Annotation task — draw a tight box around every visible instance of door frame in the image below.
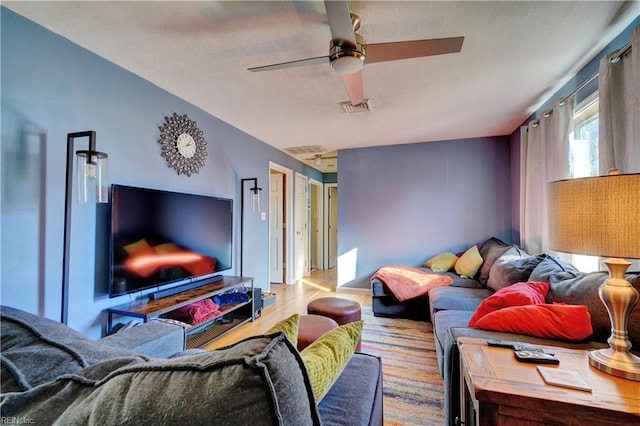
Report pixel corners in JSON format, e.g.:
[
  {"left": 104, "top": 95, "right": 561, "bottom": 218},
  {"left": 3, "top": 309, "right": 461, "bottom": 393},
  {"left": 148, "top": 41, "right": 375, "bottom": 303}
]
[
  {"left": 308, "top": 178, "right": 324, "bottom": 272},
  {"left": 268, "top": 162, "right": 295, "bottom": 284},
  {"left": 324, "top": 183, "right": 338, "bottom": 269}
]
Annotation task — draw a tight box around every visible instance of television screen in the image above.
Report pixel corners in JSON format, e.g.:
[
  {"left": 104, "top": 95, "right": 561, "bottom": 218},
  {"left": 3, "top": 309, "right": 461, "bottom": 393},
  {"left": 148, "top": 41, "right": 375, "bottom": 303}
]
[{"left": 109, "top": 185, "right": 233, "bottom": 298}]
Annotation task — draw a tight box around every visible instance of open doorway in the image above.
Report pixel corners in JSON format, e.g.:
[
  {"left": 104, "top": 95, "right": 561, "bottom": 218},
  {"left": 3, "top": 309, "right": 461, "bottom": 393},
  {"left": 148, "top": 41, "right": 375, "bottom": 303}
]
[{"left": 301, "top": 181, "right": 338, "bottom": 291}]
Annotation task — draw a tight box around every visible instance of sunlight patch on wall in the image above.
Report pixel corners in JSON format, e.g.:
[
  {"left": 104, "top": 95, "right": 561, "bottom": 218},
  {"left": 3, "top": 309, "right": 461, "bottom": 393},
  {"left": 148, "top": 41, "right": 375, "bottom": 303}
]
[{"left": 337, "top": 248, "right": 358, "bottom": 287}]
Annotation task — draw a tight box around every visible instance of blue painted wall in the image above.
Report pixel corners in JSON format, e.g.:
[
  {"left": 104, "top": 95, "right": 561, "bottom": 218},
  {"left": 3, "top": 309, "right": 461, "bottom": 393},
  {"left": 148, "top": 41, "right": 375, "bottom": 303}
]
[
  {"left": 0, "top": 8, "right": 322, "bottom": 338},
  {"left": 337, "top": 137, "right": 512, "bottom": 289}
]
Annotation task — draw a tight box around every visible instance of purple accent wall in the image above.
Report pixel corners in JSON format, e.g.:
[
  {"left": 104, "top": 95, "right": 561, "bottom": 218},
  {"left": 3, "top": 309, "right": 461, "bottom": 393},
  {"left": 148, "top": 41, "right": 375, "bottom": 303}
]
[{"left": 337, "top": 137, "right": 512, "bottom": 289}]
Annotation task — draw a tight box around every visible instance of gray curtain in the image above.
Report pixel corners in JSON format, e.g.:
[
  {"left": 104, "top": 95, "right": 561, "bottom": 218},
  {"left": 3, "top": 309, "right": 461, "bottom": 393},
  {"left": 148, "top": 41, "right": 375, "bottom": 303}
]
[
  {"left": 599, "top": 25, "right": 640, "bottom": 174},
  {"left": 520, "top": 99, "right": 573, "bottom": 254}
]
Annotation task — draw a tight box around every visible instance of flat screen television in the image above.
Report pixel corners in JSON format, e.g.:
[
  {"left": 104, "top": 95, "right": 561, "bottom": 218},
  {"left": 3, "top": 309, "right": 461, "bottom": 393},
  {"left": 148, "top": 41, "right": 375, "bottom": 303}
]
[{"left": 109, "top": 185, "right": 233, "bottom": 298}]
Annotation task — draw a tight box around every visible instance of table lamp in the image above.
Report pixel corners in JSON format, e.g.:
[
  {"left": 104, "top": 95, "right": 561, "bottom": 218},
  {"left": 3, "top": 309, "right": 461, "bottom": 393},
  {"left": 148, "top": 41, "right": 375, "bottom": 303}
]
[{"left": 548, "top": 170, "right": 639, "bottom": 381}]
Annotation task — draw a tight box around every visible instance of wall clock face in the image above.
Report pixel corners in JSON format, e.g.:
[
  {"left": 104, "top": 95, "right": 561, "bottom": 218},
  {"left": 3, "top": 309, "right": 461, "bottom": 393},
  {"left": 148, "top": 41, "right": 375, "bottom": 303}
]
[{"left": 158, "top": 113, "right": 207, "bottom": 176}]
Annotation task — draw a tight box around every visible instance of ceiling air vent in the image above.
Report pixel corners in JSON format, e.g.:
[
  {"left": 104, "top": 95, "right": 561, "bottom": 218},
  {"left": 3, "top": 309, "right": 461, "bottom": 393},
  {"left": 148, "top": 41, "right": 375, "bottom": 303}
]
[
  {"left": 341, "top": 99, "right": 371, "bottom": 113},
  {"left": 284, "top": 145, "right": 327, "bottom": 156}
]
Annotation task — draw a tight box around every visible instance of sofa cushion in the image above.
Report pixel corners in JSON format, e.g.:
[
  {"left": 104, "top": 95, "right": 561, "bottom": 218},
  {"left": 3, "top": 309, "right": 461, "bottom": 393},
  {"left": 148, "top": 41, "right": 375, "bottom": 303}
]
[
  {"left": 468, "top": 281, "right": 550, "bottom": 326},
  {"left": 300, "top": 320, "right": 363, "bottom": 402},
  {"left": 318, "top": 353, "right": 383, "bottom": 426},
  {"left": 432, "top": 310, "right": 474, "bottom": 376},
  {"left": 472, "top": 304, "right": 593, "bottom": 342},
  {"left": 529, "top": 255, "right": 580, "bottom": 283},
  {"left": 455, "top": 245, "right": 483, "bottom": 278},
  {"left": 548, "top": 271, "right": 640, "bottom": 348},
  {"left": 1, "top": 334, "right": 321, "bottom": 426},
  {"left": 486, "top": 246, "right": 539, "bottom": 291},
  {"left": 424, "top": 252, "right": 459, "bottom": 272},
  {"left": 429, "top": 286, "right": 492, "bottom": 319},
  {"left": 0, "top": 305, "right": 146, "bottom": 393},
  {"left": 478, "top": 237, "right": 511, "bottom": 285}
]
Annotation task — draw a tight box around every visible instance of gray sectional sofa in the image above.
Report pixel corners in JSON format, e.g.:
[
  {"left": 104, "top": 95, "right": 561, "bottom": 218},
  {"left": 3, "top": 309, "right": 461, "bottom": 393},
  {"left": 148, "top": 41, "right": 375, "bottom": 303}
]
[
  {"left": 372, "top": 237, "right": 640, "bottom": 426},
  {"left": 1, "top": 305, "right": 383, "bottom": 425}
]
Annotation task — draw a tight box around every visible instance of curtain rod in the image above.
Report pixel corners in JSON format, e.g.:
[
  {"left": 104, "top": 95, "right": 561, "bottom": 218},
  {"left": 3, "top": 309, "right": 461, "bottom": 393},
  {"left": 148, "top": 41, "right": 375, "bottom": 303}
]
[
  {"left": 558, "top": 42, "right": 632, "bottom": 106},
  {"left": 610, "top": 41, "right": 632, "bottom": 63},
  {"left": 558, "top": 72, "right": 599, "bottom": 106},
  {"left": 531, "top": 41, "right": 633, "bottom": 126}
]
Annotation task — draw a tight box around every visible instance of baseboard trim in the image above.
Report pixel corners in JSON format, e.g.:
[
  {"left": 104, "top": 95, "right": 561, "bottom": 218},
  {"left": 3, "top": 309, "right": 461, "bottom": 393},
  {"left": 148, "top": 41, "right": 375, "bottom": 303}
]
[{"left": 336, "top": 286, "right": 372, "bottom": 295}]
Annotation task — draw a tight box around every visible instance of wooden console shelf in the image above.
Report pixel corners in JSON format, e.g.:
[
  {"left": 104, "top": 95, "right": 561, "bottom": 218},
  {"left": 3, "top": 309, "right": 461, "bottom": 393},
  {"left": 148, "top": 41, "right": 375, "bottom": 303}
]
[{"left": 107, "top": 276, "right": 254, "bottom": 349}]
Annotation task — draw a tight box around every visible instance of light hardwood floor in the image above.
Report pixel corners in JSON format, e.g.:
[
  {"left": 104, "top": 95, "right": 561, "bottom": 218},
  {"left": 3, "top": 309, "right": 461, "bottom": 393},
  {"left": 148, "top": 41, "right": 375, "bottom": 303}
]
[{"left": 204, "top": 269, "right": 370, "bottom": 350}]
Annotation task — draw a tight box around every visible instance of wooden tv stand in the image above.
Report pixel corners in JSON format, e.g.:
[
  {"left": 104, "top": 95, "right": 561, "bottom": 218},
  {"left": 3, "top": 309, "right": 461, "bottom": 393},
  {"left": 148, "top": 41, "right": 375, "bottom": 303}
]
[{"left": 107, "top": 276, "right": 254, "bottom": 349}]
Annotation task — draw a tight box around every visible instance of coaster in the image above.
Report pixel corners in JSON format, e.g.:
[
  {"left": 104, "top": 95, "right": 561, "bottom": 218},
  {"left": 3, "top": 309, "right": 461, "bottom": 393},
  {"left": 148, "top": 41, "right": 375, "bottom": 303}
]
[{"left": 537, "top": 366, "right": 592, "bottom": 392}]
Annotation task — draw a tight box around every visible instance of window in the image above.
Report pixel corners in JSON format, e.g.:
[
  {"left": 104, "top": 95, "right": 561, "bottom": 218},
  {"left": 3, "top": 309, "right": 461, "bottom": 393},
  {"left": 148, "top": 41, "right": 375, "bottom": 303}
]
[
  {"left": 570, "top": 92, "right": 599, "bottom": 178},
  {"left": 566, "top": 92, "right": 600, "bottom": 272}
]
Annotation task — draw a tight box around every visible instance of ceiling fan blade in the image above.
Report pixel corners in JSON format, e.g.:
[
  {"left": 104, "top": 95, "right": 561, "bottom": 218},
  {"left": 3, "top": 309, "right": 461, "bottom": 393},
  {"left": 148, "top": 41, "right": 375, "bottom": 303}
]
[
  {"left": 324, "top": 0, "right": 357, "bottom": 47},
  {"left": 248, "top": 55, "right": 329, "bottom": 72},
  {"left": 341, "top": 71, "right": 365, "bottom": 105},
  {"left": 364, "top": 37, "right": 464, "bottom": 64}
]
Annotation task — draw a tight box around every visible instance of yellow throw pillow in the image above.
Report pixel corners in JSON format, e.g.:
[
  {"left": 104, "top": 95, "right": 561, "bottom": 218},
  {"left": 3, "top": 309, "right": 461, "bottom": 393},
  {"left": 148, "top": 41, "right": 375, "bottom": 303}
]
[
  {"left": 266, "top": 313, "right": 300, "bottom": 347},
  {"left": 424, "top": 252, "right": 459, "bottom": 272},
  {"left": 300, "top": 320, "right": 363, "bottom": 402},
  {"left": 455, "top": 245, "right": 483, "bottom": 278},
  {"left": 123, "top": 239, "right": 154, "bottom": 256}
]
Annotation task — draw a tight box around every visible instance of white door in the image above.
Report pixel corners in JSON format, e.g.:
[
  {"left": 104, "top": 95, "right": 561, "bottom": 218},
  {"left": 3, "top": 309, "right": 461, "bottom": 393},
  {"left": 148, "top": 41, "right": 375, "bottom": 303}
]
[
  {"left": 328, "top": 185, "right": 338, "bottom": 268},
  {"left": 294, "top": 173, "right": 309, "bottom": 280},
  {"left": 269, "top": 173, "right": 284, "bottom": 283}
]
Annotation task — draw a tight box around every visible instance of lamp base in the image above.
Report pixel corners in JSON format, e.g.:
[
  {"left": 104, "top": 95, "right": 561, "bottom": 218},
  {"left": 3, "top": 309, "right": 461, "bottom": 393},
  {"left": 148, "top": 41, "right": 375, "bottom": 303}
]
[
  {"left": 589, "top": 348, "right": 640, "bottom": 381},
  {"left": 592, "top": 257, "right": 640, "bottom": 382}
]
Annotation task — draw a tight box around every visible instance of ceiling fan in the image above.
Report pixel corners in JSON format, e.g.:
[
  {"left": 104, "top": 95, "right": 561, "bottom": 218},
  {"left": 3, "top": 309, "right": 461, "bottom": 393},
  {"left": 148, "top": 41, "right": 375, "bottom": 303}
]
[{"left": 248, "top": 0, "right": 464, "bottom": 106}]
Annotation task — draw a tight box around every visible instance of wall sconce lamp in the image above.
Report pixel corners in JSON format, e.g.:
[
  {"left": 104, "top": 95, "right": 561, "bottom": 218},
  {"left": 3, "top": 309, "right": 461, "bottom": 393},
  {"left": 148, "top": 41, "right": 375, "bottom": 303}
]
[
  {"left": 240, "top": 178, "right": 262, "bottom": 277},
  {"left": 548, "top": 170, "right": 640, "bottom": 381},
  {"left": 61, "top": 131, "right": 108, "bottom": 324}
]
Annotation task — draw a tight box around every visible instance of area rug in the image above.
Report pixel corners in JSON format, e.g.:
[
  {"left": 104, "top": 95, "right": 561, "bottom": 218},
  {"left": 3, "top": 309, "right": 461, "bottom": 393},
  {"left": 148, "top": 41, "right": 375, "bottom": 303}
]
[{"left": 361, "top": 310, "right": 445, "bottom": 426}]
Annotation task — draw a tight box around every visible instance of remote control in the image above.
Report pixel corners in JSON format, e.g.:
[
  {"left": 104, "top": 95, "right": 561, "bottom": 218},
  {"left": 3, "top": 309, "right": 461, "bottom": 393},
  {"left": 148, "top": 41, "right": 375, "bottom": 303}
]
[
  {"left": 514, "top": 350, "right": 560, "bottom": 364},
  {"left": 487, "top": 339, "right": 552, "bottom": 354}
]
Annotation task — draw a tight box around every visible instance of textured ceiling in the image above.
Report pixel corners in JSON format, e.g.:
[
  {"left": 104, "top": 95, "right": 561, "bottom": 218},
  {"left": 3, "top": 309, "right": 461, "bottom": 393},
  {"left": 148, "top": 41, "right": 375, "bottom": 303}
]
[{"left": 4, "top": 1, "right": 639, "bottom": 171}]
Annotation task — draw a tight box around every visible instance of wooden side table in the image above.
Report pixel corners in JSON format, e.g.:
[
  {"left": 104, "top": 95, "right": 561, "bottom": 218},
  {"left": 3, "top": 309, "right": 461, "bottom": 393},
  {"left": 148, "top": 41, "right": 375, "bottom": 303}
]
[{"left": 458, "top": 336, "right": 640, "bottom": 425}]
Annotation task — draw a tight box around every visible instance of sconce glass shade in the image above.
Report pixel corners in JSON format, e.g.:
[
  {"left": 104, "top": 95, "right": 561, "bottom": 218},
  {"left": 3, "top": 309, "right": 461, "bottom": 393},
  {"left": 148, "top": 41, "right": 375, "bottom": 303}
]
[{"left": 76, "top": 150, "right": 108, "bottom": 203}]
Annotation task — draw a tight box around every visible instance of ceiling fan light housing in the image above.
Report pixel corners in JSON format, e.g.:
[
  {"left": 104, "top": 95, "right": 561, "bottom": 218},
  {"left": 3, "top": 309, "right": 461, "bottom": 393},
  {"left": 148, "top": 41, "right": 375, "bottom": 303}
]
[
  {"left": 330, "top": 37, "right": 365, "bottom": 74},
  {"left": 331, "top": 53, "right": 365, "bottom": 74}
]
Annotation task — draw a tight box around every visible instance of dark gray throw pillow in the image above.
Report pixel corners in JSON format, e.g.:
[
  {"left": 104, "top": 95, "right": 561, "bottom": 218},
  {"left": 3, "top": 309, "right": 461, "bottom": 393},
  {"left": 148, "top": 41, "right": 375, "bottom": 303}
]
[
  {"left": 1, "top": 333, "right": 321, "bottom": 426},
  {"left": 486, "top": 247, "right": 540, "bottom": 292},
  {"left": 478, "top": 237, "right": 511, "bottom": 285},
  {"left": 548, "top": 272, "right": 640, "bottom": 349},
  {"left": 529, "top": 255, "right": 580, "bottom": 284},
  {"left": 0, "top": 305, "right": 146, "bottom": 393}
]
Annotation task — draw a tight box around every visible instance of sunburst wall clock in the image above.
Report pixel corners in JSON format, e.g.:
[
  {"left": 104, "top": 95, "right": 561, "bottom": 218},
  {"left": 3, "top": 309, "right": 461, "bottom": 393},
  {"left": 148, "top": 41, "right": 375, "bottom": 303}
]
[{"left": 158, "top": 113, "right": 207, "bottom": 176}]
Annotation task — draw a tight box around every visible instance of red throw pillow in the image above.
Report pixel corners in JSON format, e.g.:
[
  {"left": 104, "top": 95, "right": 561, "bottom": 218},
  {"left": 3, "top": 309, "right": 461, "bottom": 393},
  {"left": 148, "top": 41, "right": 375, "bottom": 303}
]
[
  {"left": 472, "top": 304, "right": 593, "bottom": 342},
  {"left": 468, "top": 281, "right": 550, "bottom": 326}
]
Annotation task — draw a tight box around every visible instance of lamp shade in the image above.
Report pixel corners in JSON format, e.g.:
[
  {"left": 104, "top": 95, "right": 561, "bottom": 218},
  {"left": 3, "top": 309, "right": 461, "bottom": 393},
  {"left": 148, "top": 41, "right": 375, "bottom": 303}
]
[{"left": 548, "top": 173, "right": 640, "bottom": 259}]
